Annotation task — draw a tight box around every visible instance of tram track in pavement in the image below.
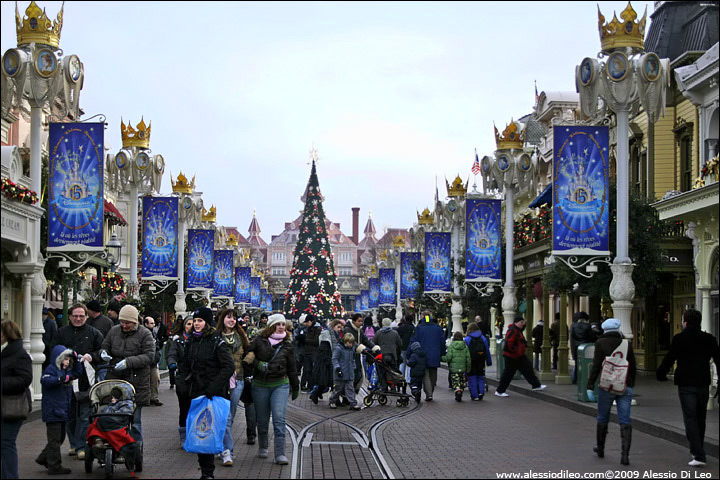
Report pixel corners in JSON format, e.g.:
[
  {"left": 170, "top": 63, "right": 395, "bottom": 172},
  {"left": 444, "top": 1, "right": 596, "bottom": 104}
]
[{"left": 286, "top": 388, "right": 422, "bottom": 479}]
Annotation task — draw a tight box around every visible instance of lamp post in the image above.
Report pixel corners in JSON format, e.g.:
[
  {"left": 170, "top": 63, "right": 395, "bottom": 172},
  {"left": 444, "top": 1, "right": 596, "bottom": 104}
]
[
  {"left": 171, "top": 172, "right": 203, "bottom": 317},
  {"left": 481, "top": 121, "right": 537, "bottom": 330},
  {"left": 2, "top": 2, "right": 85, "bottom": 398},
  {"left": 443, "top": 175, "right": 468, "bottom": 334},
  {"left": 106, "top": 118, "right": 165, "bottom": 299},
  {"left": 576, "top": 3, "right": 667, "bottom": 337},
  {"left": 390, "top": 234, "right": 405, "bottom": 323}
]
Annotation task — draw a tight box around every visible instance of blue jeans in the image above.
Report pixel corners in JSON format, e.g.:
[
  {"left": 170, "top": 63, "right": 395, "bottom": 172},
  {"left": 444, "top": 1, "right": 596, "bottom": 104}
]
[
  {"left": 252, "top": 382, "right": 290, "bottom": 458},
  {"left": 597, "top": 386, "right": 633, "bottom": 425},
  {"left": 222, "top": 380, "right": 245, "bottom": 455},
  {"left": 1, "top": 419, "right": 23, "bottom": 479},
  {"left": 68, "top": 396, "right": 91, "bottom": 452}
]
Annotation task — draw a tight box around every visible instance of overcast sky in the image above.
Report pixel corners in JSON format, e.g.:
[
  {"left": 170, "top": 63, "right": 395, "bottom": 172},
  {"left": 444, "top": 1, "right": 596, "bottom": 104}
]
[{"left": 1, "top": 1, "right": 655, "bottom": 240}]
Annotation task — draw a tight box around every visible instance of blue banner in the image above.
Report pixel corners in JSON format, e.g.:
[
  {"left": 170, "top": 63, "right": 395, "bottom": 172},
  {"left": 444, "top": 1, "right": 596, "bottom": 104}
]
[
  {"left": 265, "top": 293, "right": 272, "bottom": 311},
  {"left": 187, "top": 229, "right": 214, "bottom": 289},
  {"left": 379, "top": 268, "right": 396, "bottom": 305},
  {"left": 553, "top": 126, "right": 610, "bottom": 255},
  {"left": 234, "top": 267, "right": 251, "bottom": 304},
  {"left": 250, "top": 277, "right": 261, "bottom": 308},
  {"left": 48, "top": 123, "right": 104, "bottom": 250},
  {"left": 212, "top": 250, "right": 234, "bottom": 297},
  {"left": 142, "top": 197, "right": 178, "bottom": 280},
  {"left": 360, "top": 290, "right": 369, "bottom": 311},
  {"left": 400, "top": 252, "right": 421, "bottom": 300},
  {"left": 368, "top": 278, "right": 379, "bottom": 309},
  {"left": 466, "top": 198, "right": 502, "bottom": 282},
  {"left": 424, "top": 232, "right": 451, "bottom": 293}
]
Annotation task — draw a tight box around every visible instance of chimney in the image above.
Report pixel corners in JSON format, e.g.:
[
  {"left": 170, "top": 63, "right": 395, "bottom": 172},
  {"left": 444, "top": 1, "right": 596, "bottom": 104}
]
[{"left": 351, "top": 207, "right": 360, "bottom": 245}]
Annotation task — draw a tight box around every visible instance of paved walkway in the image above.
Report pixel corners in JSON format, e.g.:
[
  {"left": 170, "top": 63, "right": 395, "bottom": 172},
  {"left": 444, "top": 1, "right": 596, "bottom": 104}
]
[{"left": 15, "top": 364, "right": 719, "bottom": 478}]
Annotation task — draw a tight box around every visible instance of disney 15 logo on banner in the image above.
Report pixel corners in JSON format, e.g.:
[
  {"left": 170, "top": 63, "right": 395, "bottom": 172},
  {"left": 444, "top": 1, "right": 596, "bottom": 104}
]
[
  {"left": 368, "top": 277, "right": 380, "bottom": 308},
  {"left": 250, "top": 277, "right": 261, "bottom": 307},
  {"left": 187, "top": 229, "right": 214, "bottom": 289},
  {"left": 48, "top": 123, "right": 104, "bottom": 250},
  {"left": 379, "top": 268, "right": 396, "bottom": 305},
  {"left": 213, "top": 250, "right": 234, "bottom": 297},
  {"left": 235, "top": 267, "right": 251, "bottom": 304},
  {"left": 424, "top": 232, "right": 451, "bottom": 293},
  {"left": 142, "top": 197, "right": 178, "bottom": 280},
  {"left": 552, "top": 126, "right": 610, "bottom": 256},
  {"left": 465, "top": 199, "right": 501, "bottom": 282},
  {"left": 400, "top": 252, "right": 420, "bottom": 300}
]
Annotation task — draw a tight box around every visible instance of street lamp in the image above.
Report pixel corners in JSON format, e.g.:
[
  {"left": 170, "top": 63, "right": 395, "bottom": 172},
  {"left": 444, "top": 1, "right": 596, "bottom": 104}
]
[
  {"left": 106, "top": 232, "right": 122, "bottom": 272},
  {"left": 106, "top": 118, "right": 165, "bottom": 299},
  {"left": 171, "top": 172, "right": 203, "bottom": 317},
  {"left": 575, "top": 3, "right": 667, "bottom": 338},
  {"left": 2, "top": 1, "right": 85, "bottom": 398},
  {"left": 444, "top": 175, "right": 468, "bottom": 334},
  {"left": 481, "top": 121, "right": 537, "bottom": 330}
]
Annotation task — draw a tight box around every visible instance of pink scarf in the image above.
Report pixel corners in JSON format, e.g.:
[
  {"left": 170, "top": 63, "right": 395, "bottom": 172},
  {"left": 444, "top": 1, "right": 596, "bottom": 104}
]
[{"left": 268, "top": 332, "right": 286, "bottom": 346}]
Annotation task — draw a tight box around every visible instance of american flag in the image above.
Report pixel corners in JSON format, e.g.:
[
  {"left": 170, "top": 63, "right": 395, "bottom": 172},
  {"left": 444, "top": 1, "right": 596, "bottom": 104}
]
[{"left": 471, "top": 151, "right": 481, "bottom": 175}]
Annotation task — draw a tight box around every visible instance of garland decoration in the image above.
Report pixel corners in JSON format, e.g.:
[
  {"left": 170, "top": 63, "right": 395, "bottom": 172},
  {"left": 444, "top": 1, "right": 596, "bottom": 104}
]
[{"left": 1, "top": 177, "right": 39, "bottom": 205}]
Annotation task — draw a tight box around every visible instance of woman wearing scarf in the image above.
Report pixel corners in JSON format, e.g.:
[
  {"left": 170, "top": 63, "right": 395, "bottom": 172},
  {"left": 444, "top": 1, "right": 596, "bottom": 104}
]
[
  {"left": 217, "top": 309, "right": 249, "bottom": 467},
  {"left": 243, "top": 314, "right": 299, "bottom": 465}
]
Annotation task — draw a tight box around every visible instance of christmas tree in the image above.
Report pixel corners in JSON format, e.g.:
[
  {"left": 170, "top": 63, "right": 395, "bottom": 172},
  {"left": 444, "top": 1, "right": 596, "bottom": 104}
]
[{"left": 283, "top": 157, "right": 344, "bottom": 319}]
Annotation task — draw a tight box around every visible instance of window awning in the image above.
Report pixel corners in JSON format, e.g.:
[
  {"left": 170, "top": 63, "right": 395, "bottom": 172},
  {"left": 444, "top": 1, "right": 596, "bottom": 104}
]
[
  {"left": 528, "top": 184, "right": 552, "bottom": 208},
  {"left": 104, "top": 199, "right": 127, "bottom": 227}
]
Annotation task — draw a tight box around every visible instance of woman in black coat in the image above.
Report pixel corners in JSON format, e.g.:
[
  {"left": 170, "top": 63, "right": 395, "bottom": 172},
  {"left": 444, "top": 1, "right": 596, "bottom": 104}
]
[
  {"left": 309, "top": 319, "right": 344, "bottom": 404},
  {"left": 176, "top": 310, "right": 234, "bottom": 480},
  {"left": 166, "top": 316, "right": 193, "bottom": 447},
  {"left": 1, "top": 320, "right": 33, "bottom": 479}
]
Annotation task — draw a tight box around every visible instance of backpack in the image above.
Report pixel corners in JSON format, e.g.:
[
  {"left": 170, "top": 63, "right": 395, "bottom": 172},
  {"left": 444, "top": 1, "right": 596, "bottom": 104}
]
[
  {"left": 598, "top": 340, "right": 629, "bottom": 394},
  {"left": 364, "top": 326, "right": 375, "bottom": 340},
  {"left": 468, "top": 335, "right": 486, "bottom": 364}
]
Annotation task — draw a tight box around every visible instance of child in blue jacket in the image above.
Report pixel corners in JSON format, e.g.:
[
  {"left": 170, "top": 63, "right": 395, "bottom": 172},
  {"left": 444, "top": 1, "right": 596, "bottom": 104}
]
[
  {"left": 36, "top": 345, "right": 82, "bottom": 474},
  {"left": 329, "top": 333, "right": 360, "bottom": 410},
  {"left": 405, "top": 341, "right": 427, "bottom": 403}
]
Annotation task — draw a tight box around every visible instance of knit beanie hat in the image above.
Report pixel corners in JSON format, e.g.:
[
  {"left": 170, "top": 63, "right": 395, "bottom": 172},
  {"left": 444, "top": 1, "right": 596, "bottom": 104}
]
[
  {"left": 382, "top": 318, "right": 392, "bottom": 327},
  {"left": 193, "top": 307, "right": 214, "bottom": 326},
  {"left": 118, "top": 305, "right": 139, "bottom": 324},
  {"left": 267, "top": 313, "right": 286, "bottom": 329},
  {"left": 108, "top": 301, "right": 121, "bottom": 315},
  {"left": 86, "top": 299, "right": 102, "bottom": 313},
  {"left": 601, "top": 318, "right": 621, "bottom": 333}
]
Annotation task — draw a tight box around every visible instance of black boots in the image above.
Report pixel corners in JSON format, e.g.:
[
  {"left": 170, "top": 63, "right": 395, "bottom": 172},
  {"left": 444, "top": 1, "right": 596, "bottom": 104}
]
[
  {"left": 620, "top": 424, "right": 632, "bottom": 465},
  {"left": 594, "top": 423, "right": 608, "bottom": 458}
]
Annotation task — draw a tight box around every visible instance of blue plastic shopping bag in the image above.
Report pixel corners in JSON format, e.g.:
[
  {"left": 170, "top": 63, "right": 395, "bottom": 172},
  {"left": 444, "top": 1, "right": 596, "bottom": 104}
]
[{"left": 183, "top": 395, "right": 231, "bottom": 454}]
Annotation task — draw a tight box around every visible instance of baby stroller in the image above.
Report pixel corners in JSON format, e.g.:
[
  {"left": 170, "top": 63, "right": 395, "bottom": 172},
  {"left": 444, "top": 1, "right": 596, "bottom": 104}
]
[
  {"left": 85, "top": 379, "right": 143, "bottom": 478},
  {"left": 361, "top": 350, "right": 415, "bottom": 407}
]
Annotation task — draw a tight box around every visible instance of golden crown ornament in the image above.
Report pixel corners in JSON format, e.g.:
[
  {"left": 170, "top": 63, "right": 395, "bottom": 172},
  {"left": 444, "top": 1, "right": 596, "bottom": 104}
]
[
  {"left": 121, "top": 118, "right": 151, "bottom": 149},
  {"left": 16, "top": 1, "right": 63, "bottom": 49},
  {"left": 598, "top": 2, "right": 647, "bottom": 54},
  {"left": 494, "top": 121, "right": 525, "bottom": 150},
  {"left": 171, "top": 171, "right": 195, "bottom": 194}
]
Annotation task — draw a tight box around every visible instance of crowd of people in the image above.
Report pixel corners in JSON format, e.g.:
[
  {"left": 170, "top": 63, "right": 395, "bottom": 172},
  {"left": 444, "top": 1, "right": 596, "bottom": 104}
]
[{"left": 1, "top": 304, "right": 718, "bottom": 479}]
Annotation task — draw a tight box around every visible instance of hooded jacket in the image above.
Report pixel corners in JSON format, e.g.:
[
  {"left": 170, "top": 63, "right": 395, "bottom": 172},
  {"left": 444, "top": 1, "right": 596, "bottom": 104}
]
[
  {"left": 332, "top": 342, "right": 356, "bottom": 383},
  {"left": 405, "top": 342, "right": 427, "bottom": 380},
  {"left": 41, "top": 345, "right": 82, "bottom": 423},
  {"left": 443, "top": 340, "right": 471, "bottom": 374},
  {"left": 51, "top": 323, "right": 104, "bottom": 395},
  {"left": 178, "top": 331, "right": 234, "bottom": 400},
  {"left": 409, "top": 321, "right": 446, "bottom": 368}
]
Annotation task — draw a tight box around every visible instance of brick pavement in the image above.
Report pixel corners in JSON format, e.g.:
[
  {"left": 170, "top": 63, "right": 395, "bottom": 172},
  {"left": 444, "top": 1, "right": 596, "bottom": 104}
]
[{"left": 15, "top": 367, "right": 720, "bottom": 478}]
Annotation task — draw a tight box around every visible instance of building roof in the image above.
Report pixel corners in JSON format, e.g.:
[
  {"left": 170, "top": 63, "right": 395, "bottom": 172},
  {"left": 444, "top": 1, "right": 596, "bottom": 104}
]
[{"left": 645, "top": 2, "right": 719, "bottom": 62}]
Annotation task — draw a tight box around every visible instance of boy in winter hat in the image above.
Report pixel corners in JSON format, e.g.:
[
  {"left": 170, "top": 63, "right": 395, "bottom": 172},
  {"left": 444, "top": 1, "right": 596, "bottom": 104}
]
[
  {"left": 329, "top": 333, "right": 361, "bottom": 410},
  {"left": 405, "top": 341, "right": 427, "bottom": 403},
  {"left": 442, "top": 331, "right": 471, "bottom": 402},
  {"left": 36, "top": 345, "right": 82, "bottom": 475}
]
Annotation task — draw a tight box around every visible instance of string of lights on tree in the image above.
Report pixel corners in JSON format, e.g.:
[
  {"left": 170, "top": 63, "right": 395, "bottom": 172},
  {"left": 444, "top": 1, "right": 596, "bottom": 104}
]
[
  {"left": 283, "top": 160, "right": 344, "bottom": 319},
  {"left": 513, "top": 204, "right": 551, "bottom": 249}
]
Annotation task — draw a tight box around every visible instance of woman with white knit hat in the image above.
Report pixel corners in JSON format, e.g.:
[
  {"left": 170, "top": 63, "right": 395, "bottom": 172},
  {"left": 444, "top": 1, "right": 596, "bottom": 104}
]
[{"left": 243, "top": 313, "right": 299, "bottom": 465}]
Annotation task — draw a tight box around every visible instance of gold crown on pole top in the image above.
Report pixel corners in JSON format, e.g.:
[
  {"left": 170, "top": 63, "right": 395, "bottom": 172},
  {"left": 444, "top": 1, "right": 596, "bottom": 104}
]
[
  {"left": 202, "top": 205, "right": 216, "bottom": 223},
  {"left": 226, "top": 233, "right": 238, "bottom": 247},
  {"left": 446, "top": 175, "right": 468, "bottom": 197},
  {"left": 598, "top": 2, "right": 647, "bottom": 53},
  {"left": 16, "top": 1, "right": 63, "bottom": 49},
  {"left": 120, "top": 118, "right": 151, "bottom": 149},
  {"left": 393, "top": 234, "right": 405, "bottom": 248},
  {"left": 417, "top": 207, "right": 434, "bottom": 225},
  {"left": 171, "top": 172, "right": 195, "bottom": 194},
  {"left": 494, "top": 121, "right": 525, "bottom": 150}
]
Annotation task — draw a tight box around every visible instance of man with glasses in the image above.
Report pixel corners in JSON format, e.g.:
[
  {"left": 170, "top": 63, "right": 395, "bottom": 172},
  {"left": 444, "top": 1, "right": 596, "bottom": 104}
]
[{"left": 51, "top": 303, "right": 104, "bottom": 460}]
